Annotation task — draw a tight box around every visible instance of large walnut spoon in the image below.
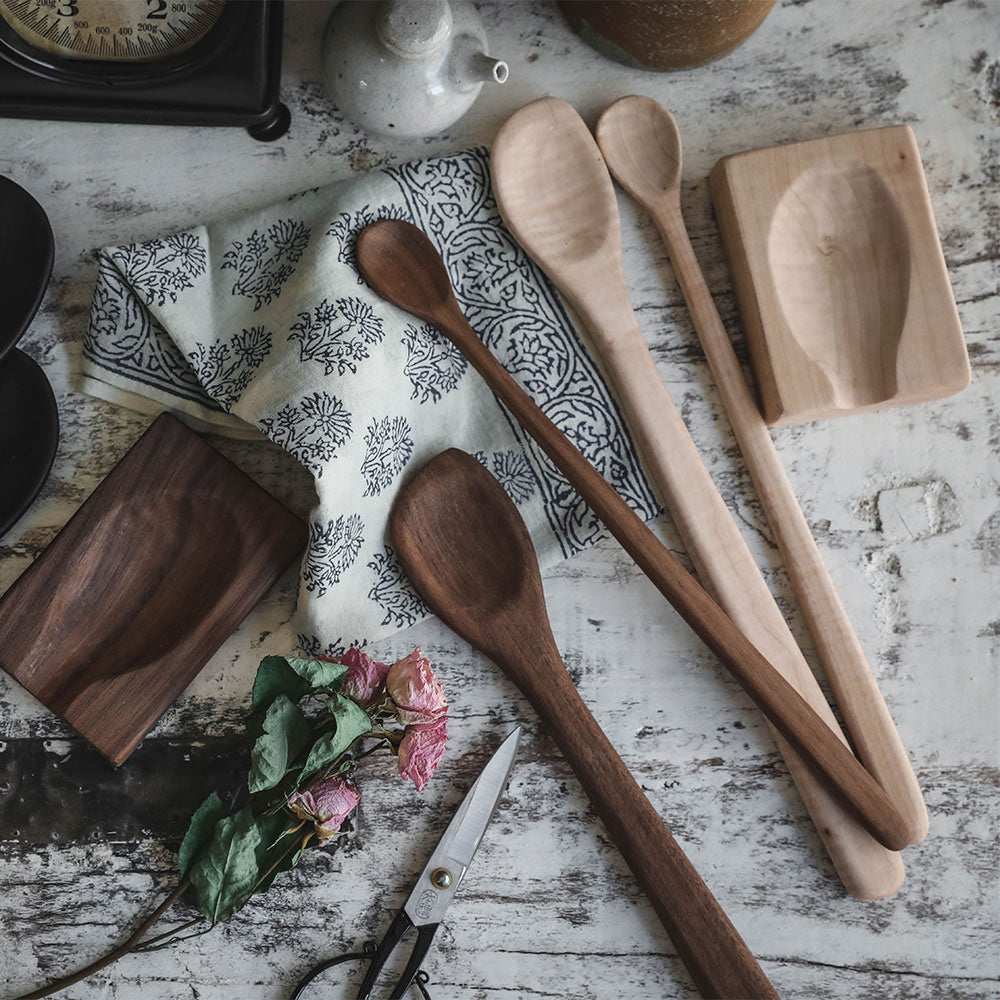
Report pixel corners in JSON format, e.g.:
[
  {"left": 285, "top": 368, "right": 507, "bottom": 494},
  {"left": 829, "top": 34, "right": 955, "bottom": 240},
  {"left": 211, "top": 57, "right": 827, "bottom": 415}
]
[
  {"left": 390, "top": 447, "right": 778, "bottom": 1000},
  {"left": 356, "top": 217, "right": 909, "bottom": 856},
  {"left": 596, "top": 95, "right": 927, "bottom": 844}
]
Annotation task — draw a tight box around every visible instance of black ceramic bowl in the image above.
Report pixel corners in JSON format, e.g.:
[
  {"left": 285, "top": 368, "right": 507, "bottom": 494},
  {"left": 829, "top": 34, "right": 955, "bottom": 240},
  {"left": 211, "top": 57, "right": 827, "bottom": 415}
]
[{"left": 0, "top": 175, "right": 59, "bottom": 537}]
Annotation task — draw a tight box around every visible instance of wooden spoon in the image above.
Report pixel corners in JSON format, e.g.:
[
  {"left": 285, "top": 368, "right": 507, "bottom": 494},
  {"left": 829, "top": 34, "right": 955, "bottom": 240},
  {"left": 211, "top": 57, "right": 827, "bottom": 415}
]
[
  {"left": 489, "top": 97, "right": 907, "bottom": 897},
  {"left": 390, "top": 447, "right": 779, "bottom": 1000},
  {"left": 355, "top": 217, "right": 910, "bottom": 856},
  {"left": 595, "top": 95, "right": 928, "bottom": 846}
]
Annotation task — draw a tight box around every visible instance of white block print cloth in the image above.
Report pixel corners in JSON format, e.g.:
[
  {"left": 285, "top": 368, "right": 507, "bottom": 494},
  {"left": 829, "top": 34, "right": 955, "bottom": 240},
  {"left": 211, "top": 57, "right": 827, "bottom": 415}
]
[{"left": 80, "top": 148, "right": 659, "bottom": 655}]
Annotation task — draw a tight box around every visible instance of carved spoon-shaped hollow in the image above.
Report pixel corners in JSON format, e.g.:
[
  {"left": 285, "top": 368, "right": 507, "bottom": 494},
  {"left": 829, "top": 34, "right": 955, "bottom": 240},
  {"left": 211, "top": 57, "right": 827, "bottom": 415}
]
[
  {"left": 595, "top": 94, "right": 927, "bottom": 847},
  {"left": 390, "top": 447, "right": 779, "bottom": 1000},
  {"left": 356, "top": 217, "right": 910, "bottom": 857}
]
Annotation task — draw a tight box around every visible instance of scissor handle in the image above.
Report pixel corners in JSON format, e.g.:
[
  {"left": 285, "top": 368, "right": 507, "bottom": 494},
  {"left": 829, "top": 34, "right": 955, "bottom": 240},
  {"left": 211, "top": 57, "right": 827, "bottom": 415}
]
[
  {"left": 354, "top": 910, "right": 407, "bottom": 999},
  {"left": 289, "top": 911, "right": 437, "bottom": 1000},
  {"left": 289, "top": 942, "right": 374, "bottom": 1000},
  {"left": 388, "top": 924, "right": 438, "bottom": 1000}
]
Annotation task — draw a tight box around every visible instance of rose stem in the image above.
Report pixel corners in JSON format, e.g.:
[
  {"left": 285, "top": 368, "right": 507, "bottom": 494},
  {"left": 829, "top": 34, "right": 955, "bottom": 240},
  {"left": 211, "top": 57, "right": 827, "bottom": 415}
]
[{"left": 16, "top": 876, "right": 191, "bottom": 1000}]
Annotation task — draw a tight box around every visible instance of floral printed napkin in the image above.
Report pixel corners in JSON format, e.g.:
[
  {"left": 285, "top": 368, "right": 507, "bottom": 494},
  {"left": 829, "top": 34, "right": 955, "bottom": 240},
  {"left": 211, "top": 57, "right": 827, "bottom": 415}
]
[{"left": 80, "top": 148, "right": 659, "bottom": 654}]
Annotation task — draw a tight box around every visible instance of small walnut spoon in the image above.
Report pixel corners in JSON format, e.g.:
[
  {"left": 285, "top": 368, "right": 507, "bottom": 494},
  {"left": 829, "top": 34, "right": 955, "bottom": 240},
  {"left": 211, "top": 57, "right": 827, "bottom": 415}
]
[
  {"left": 595, "top": 94, "right": 928, "bottom": 847},
  {"left": 390, "top": 447, "right": 778, "bottom": 999}
]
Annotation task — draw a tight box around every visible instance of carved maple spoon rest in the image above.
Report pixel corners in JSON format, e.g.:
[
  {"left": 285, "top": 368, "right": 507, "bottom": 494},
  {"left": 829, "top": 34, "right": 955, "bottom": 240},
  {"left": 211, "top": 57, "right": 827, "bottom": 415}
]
[{"left": 709, "top": 125, "right": 969, "bottom": 425}]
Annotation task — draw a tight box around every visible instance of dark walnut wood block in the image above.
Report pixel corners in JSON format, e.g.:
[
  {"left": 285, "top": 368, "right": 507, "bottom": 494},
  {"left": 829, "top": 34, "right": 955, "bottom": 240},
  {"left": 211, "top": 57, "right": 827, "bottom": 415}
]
[{"left": 0, "top": 413, "right": 307, "bottom": 766}]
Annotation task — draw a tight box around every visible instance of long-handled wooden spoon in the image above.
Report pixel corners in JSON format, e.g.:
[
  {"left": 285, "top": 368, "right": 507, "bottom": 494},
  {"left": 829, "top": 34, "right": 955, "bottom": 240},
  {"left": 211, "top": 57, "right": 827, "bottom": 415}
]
[
  {"left": 356, "top": 217, "right": 910, "bottom": 855},
  {"left": 390, "top": 447, "right": 779, "bottom": 1000},
  {"left": 595, "top": 95, "right": 928, "bottom": 846},
  {"left": 488, "top": 97, "right": 907, "bottom": 897}
]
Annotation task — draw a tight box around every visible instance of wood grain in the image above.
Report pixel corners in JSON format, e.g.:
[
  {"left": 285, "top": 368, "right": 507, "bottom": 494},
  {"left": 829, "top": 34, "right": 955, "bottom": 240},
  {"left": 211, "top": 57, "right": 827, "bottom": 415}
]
[
  {"left": 489, "top": 96, "right": 907, "bottom": 898},
  {"left": 355, "top": 217, "right": 911, "bottom": 855},
  {"left": 708, "top": 126, "right": 970, "bottom": 426},
  {"left": 595, "top": 94, "right": 928, "bottom": 869},
  {"left": 391, "top": 447, "right": 779, "bottom": 1000},
  {"left": 0, "top": 413, "right": 307, "bottom": 766}
]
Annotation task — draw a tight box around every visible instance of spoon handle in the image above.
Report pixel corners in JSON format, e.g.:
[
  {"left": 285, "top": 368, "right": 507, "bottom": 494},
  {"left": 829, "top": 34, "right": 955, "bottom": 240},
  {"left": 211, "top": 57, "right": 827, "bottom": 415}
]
[
  {"left": 433, "top": 302, "right": 910, "bottom": 853},
  {"left": 652, "top": 201, "right": 928, "bottom": 846},
  {"left": 568, "top": 308, "right": 906, "bottom": 896},
  {"left": 512, "top": 638, "right": 778, "bottom": 1000}
]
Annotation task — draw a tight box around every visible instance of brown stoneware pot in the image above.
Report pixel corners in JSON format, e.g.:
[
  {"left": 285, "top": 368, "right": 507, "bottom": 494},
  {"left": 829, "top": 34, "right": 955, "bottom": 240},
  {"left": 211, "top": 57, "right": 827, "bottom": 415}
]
[{"left": 559, "top": 0, "right": 777, "bottom": 71}]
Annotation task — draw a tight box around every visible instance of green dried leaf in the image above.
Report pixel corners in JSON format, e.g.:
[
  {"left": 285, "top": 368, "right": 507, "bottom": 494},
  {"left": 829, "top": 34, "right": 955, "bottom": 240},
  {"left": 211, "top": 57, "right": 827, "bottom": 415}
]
[
  {"left": 188, "top": 806, "right": 261, "bottom": 924},
  {"left": 300, "top": 693, "right": 373, "bottom": 782},
  {"left": 178, "top": 791, "right": 228, "bottom": 879},
  {"left": 252, "top": 656, "right": 304, "bottom": 708},
  {"left": 287, "top": 657, "right": 349, "bottom": 690},
  {"left": 248, "top": 694, "right": 313, "bottom": 794},
  {"left": 248, "top": 656, "right": 350, "bottom": 737},
  {"left": 251, "top": 811, "right": 304, "bottom": 895}
]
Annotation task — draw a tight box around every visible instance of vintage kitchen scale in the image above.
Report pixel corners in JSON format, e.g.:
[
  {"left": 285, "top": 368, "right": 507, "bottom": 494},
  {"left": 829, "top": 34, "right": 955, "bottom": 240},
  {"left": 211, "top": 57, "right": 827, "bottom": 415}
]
[{"left": 0, "top": 0, "right": 289, "bottom": 140}]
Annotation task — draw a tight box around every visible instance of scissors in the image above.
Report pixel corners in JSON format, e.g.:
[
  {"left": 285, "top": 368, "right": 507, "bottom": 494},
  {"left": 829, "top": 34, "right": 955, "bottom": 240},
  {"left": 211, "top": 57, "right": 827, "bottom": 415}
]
[{"left": 289, "top": 727, "right": 521, "bottom": 1000}]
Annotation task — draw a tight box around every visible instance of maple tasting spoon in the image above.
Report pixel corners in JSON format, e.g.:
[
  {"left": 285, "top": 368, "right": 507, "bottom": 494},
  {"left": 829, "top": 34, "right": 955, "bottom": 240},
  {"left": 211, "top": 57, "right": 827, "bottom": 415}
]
[
  {"left": 355, "top": 217, "right": 910, "bottom": 855},
  {"left": 594, "top": 94, "right": 928, "bottom": 850},
  {"left": 390, "top": 447, "right": 779, "bottom": 1000}
]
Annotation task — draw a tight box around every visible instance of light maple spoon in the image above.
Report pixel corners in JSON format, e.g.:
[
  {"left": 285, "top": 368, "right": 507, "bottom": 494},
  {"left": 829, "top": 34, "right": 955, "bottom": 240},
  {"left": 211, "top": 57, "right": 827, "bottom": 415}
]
[
  {"left": 489, "top": 97, "right": 909, "bottom": 898},
  {"left": 391, "top": 447, "right": 778, "bottom": 1000},
  {"left": 356, "top": 217, "right": 910, "bottom": 860},
  {"left": 595, "top": 94, "right": 928, "bottom": 848}
]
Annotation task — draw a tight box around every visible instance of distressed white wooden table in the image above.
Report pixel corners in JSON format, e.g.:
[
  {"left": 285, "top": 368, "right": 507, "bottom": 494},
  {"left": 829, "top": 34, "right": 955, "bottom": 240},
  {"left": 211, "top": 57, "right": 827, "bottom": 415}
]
[{"left": 2, "top": 1, "right": 998, "bottom": 997}]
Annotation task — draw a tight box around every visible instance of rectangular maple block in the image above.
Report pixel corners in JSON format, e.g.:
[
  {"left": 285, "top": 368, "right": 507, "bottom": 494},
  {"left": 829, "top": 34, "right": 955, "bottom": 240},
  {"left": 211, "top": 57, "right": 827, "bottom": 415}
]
[
  {"left": 0, "top": 413, "right": 307, "bottom": 765},
  {"left": 710, "top": 125, "right": 969, "bottom": 425}
]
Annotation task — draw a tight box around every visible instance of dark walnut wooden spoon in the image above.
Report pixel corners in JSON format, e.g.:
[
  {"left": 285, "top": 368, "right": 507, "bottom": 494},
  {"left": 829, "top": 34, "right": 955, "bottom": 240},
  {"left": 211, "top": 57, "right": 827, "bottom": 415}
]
[
  {"left": 390, "top": 447, "right": 778, "bottom": 1000},
  {"left": 356, "top": 218, "right": 909, "bottom": 855}
]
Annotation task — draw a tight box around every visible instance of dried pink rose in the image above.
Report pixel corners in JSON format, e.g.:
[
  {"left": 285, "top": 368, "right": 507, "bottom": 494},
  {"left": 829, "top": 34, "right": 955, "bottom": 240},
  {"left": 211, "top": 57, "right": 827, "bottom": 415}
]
[
  {"left": 287, "top": 776, "right": 360, "bottom": 844},
  {"left": 398, "top": 718, "right": 448, "bottom": 791},
  {"left": 386, "top": 649, "right": 448, "bottom": 725},
  {"left": 337, "top": 647, "right": 391, "bottom": 704}
]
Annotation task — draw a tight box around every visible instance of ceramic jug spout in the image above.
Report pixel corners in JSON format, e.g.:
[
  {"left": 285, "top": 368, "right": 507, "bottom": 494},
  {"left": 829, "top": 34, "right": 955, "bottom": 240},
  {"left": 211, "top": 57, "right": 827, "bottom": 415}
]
[{"left": 455, "top": 47, "right": 508, "bottom": 89}]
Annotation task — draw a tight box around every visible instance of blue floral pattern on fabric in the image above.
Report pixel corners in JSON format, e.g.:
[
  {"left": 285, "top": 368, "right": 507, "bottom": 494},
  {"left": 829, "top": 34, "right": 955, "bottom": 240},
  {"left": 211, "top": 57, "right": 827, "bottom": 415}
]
[
  {"left": 297, "top": 633, "right": 367, "bottom": 659},
  {"left": 109, "top": 233, "right": 208, "bottom": 307},
  {"left": 385, "top": 148, "right": 659, "bottom": 556},
  {"left": 288, "top": 296, "right": 386, "bottom": 376},
  {"left": 259, "top": 392, "right": 352, "bottom": 477},
  {"left": 490, "top": 449, "right": 537, "bottom": 504},
  {"left": 303, "top": 514, "right": 365, "bottom": 596},
  {"left": 326, "top": 204, "right": 409, "bottom": 282},
  {"left": 85, "top": 254, "right": 219, "bottom": 409},
  {"left": 367, "top": 545, "right": 427, "bottom": 629},
  {"left": 222, "top": 218, "right": 310, "bottom": 310},
  {"left": 401, "top": 322, "right": 468, "bottom": 404},
  {"left": 188, "top": 326, "right": 272, "bottom": 411},
  {"left": 361, "top": 416, "right": 413, "bottom": 497}
]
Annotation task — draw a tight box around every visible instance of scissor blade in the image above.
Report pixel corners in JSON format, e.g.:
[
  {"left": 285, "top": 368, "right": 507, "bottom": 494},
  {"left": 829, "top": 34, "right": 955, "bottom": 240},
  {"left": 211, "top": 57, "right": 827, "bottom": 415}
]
[{"left": 403, "top": 727, "right": 520, "bottom": 927}]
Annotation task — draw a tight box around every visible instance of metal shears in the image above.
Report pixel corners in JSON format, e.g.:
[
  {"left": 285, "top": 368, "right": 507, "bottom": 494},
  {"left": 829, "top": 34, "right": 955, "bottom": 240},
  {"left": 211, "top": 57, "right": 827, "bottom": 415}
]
[{"left": 289, "top": 727, "right": 521, "bottom": 1000}]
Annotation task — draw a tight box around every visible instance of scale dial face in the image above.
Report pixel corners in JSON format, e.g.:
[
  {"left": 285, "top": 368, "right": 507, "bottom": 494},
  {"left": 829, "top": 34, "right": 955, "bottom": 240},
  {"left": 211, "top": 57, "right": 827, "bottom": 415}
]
[{"left": 0, "top": 0, "right": 225, "bottom": 62}]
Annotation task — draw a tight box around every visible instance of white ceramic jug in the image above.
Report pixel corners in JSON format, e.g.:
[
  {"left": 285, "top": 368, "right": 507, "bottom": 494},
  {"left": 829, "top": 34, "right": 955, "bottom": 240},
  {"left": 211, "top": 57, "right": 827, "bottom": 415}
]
[{"left": 321, "top": 0, "right": 508, "bottom": 138}]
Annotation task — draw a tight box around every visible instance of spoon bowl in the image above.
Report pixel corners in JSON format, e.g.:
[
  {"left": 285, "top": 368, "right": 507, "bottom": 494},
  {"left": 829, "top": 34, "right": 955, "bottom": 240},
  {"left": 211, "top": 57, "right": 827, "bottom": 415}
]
[
  {"left": 492, "top": 97, "right": 621, "bottom": 277},
  {"left": 356, "top": 220, "right": 456, "bottom": 323},
  {"left": 595, "top": 95, "right": 683, "bottom": 204},
  {"left": 390, "top": 448, "right": 540, "bottom": 664}
]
